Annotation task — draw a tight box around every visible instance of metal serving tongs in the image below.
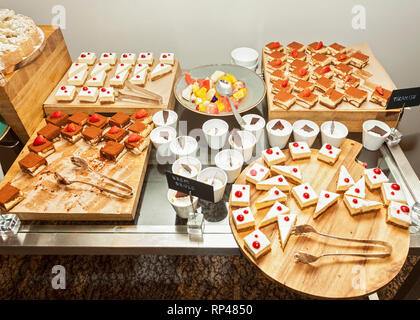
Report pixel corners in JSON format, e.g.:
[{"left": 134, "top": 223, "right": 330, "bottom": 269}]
[
  {"left": 117, "top": 81, "right": 163, "bottom": 105},
  {"left": 292, "top": 224, "right": 393, "bottom": 264}
]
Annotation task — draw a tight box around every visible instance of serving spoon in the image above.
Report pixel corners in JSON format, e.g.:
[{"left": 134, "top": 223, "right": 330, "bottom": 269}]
[{"left": 215, "top": 79, "right": 245, "bottom": 127}]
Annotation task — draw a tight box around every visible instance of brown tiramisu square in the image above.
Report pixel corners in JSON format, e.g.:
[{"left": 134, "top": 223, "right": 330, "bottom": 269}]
[
  {"left": 68, "top": 111, "right": 89, "bottom": 126},
  {"left": 287, "top": 49, "right": 306, "bottom": 63},
  {"left": 125, "top": 133, "right": 148, "bottom": 155},
  {"left": 290, "top": 67, "right": 310, "bottom": 81},
  {"left": 127, "top": 120, "right": 152, "bottom": 137},
  {"left": 109, "top": 112, "right": 130, "bottom": 128},
  {"left": 100, "top": 141, "right": 126, "bottom": 162},
  {"left": 337, "top": 74, "right": 360, "bottom": 90},
  {"left": 370, "top": 86, "right": 392, "bottom": 107},
  {"left": 18, "top": 152, "right": 47, "bottom": 176},
  {"left": 272, "top": 79, "right": 294, "bottom": 94},
  {"left": 264, "top": 41, "right": 283, "bottom": 54},
  {"left": 312, "top": 65, "right": 334, "bottom": 79},
  {"left": 269, "top": 70, "right": 286, "bottom": 83},
  {"left": 315, "top": 77, "right": 335, "bottom": 93},
  {"left": 130, "top": 109, "right": 152, "bottom": 124},
  {"left": 319, "top": 88, "right": 344, "bottom": 108},
  {"left": 87, "top": 113, "right": 108, "bottom": 128},
  {"left": 273, "top": 91, "right": 296, "bottom": 110},
  {"left": 267, "top": 51, "right": 286, "bottom": 62},
  {"left": 334, "top": 63, "right": 353, "bottom": 78},
  {"left": 328, "top": 43, "right": 346, "bottom": 55},
  {"left": 332, "top": 52, "right": 351, "bottom": 65},
  {"left": 289, "top": 59, "right": 309, "bottom": 71},
  {"left": 286, "top": 41, "right": 305, "bottom": 53},
  {"left": 294, "top": 80, "right": 315, "bottom": 93},
  {"left": 344, "top": 87, "right": 368, "bottom": 107},
  {"left": 266, "top": 59, "right": 286, "bottom": 73},
  {"left": 350, "top": 51, "right": 369, "bottom": 68},
  {"left": 311, "top": 53, "right": 331, "bottom": 66},
  {"left": 296, "top": 89, "right": 318, "bottom": 109},
  {"left": 0, "top": 183, "right": 24, "bottom": 212},
  {"left": 28, "top": 136, "right": 55, "bottom": 157},
  {"left": 103, "top": 126, "right": 128, "bottom": 142},
  {"left": 46, "top": 111, "right": 69, "bottom": 127},
  {"left": 82, "top": 126, "right": 103, "bottom": 145},
  {"left": 307, "top": 41, "right": 327, "bottom": 55},
  {"left": 61, "top": 123, "right": 83, "bottom": 143},
  {"left": 37, "top": 123, "right": 61, "bottom": 142}
]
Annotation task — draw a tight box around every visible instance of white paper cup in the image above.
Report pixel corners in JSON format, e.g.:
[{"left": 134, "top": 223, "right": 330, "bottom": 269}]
[
  {"left": 228, "top": 130, "right": 257, "bottom": 163},
  {"left": 202, "top": 119, "right": 229, "bottom": 150},
  {"left": 362, "top": 120, "right": 391, "bottom": 151},
  {"left": 241, "top": 114, "right": 266, "bottom": 142},
  {"left": 292, "top": 120, "right": 320, "bottom": 147},
  {"left": 169, "top": 136, "right": 198, "bottom": 159},
  {"left": 152, "top": 110, "right": 178, "bottom": 129},
  {"left": 150, "top": 126, "right": 177, "bottom": 157},
  {"left": 167, "top": 189, "right": 198, "bottom": 219},
  {"left": 266, "top": 119, "right": 293, "bottom": 149},
  {"left": 215, "top": 149, "right": 244, "bottom": 183},
  {"left": 197, "top": 167, "right": 228, "bottom": 203},
  {"left": 231, "top": 47, "right": 259, "bottom": 67},
  {"left": 321, "top": 121, "right": 348, "bottom": 148},
  {"left": 172, "top": 156, "right": 202, "bottom": 179}
]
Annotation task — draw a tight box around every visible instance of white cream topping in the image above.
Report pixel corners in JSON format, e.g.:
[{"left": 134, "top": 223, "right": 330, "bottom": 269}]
[
  {"left": 345, "top": 177, "right": 365, "bottom": 198},
  {"left": 244, "top": 229, "right": 271, "bottom": 255},
  {"left": 319, "top": 143, "right": 341, "bottom": 159},
  {"left": 364, "top": 168, "right": 389, "bottom": 185},
  {"left": 257, "top": 187, "right": 286, "bottom": 203},
  {"left": 293, "top": 183, "right": 318, "bottom": 203},
  {"left": 383, "top": 183, "right": 406, "bottom": 202},
  {"left": 277, "top": 213, "right": 297, "bottom": 247},
  {"left": 337, "top": 165, "right": 354, "bottom": 189},
  {"left": 246, "top": 163, "right": 269, "bottom": 182},
  {"left": 263, "top": 147, "right": 285, "bottom": 163},
  {"left": 231, "top": 184, "right": 250, "bottom": 202},
  {"left": 315, "top": 190, "right": 339, "bottom": 213}
]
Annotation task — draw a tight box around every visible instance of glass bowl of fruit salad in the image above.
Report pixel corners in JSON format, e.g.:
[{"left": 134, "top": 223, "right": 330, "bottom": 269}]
[{"left": 174, "top": 64, "right": 266, "bottom": 116}]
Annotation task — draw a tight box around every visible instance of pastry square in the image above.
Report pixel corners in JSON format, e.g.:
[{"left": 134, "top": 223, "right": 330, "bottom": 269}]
[
  {"left": 272, "top": 91, "right": 296, "bottom": 110},
  {"left": 344, "top": 87, "right": 368, "bottom": 107},
  {"left": 370, "top": 86, "right": 392, "bottom": 107},
  {"left": 289, "top": 141, "right": 311, "bottom": 160},
  {"left": 262, "top": 147, "right": 286, "bottom": 166},
  {"left": 133, "top": 63, "right": 149, "bottom": 75},
  {"left": 386, "top": 201, "right": 411, "bottom": 228},
  {"left": 264, "top": 41, "right": 283, "bottom": 54},
  {"left": 159, "top": 53, "right": 175, "bottom": 65},
  {"left": 120, "top": 53, "right": 136, "bottom": 65},
  {"left": 87, "top": 113, "right": 108, "bottom": 128},
  {"left": 137, "top": 52, "right": 154, "bottom": 65},
  {"left": 334, "top": 63, "right": 353, "bottom": 78},
  {"left": 293, "top": 79, "right": 315, "bottom": 93},
  {"left": 277, "top": 213, "right": 297, "bottom": 249},
  {"left": 127, "top": 120, "right": 152, "bottom": 137},
  {"left": 46, "top": 111, "right": 69, "bottom": 127},
  {"left": 292, "top": 183, "right": 318, "bottom": 208},
  {"left": 296, "top": 89, "right": 318, "bottom": 108},
  {"left": 271, "top": 165, "right": 302, "bottom": 184},
  {"left": 55, "top": 85, "right": 76, "bottom": 102},
  {"left": 99, "top": 87, "right": 115, "bottom": 103},
  {"left": 109, "top": 112, "right": 131, "bottom": 128},
  {"left": 99, "top": 52, "right": 117, "bottom": 65},
  {"left": 151, "top": 63, "right": 172, "bottom": 80},
  {"left": 109, "top": 69, "right": 129, "bottom": 87},
  {"left": 381, "top": 183, "right": 406, "bottom": 205},
  {"left": 124, "top": 133, "right": 148, "bottom": 155},
  {"left": 350, "top": 51, "right": 369, "bottom": 68},
  {"left": 0, "top": 183, "right": 24, "bottom": 212},
  {"left": 67, "top": 69, "right": 87, "bottom": 86},
  {"left": 18, "top": 152, "right": 47, "bottom": 176},
  {"left": 78, "top": 86, "right": 98, "bottom": 103},
  {"left": 344, "top": 177, "right": 365, "bottom": 199},
  {"left": 313, "top": 190, "right": 339, "bottom": 219},
  {"left": 361, "top": 199, "right": 383, "bottom": 214},
  {"left": 255, "top": 187, "right": 287, "bottom": 209},
  {"left": 243, "top": 229, "right": 271, "bottom": 259},
  {"left": 328, "top": 43, "right": 346, "bottom": 55},
  {"left": 260, "top": 201, "right": 290, "bottom": 227},
  {"left": 61, "top": 123, "right": 83, "bottom": 143},
  {"left": 68, "top": 62, "right": 88, "bottom": 77},
  {"left": 290, "top": 66, "right": 310, "bottom": 81},
  {"left": 319, "top": 88, "right": 344, "bottom": 108},
  {"left": 337, "top": 165, "right": 355, "bottom": 191},
  {"left": 266, "top": 59, "right": 286, "bottom": 73},
  {"left": 100, "top": 141, "right": 126, "bottom": 162},
  {"left": 306, "top": 41, "right": 327, "bottom": 55},
  {"left": 103, "top": 126, "right": 128, "bottom": 142},
  {"left": 343, "top": 195, "right": 365, "bottom": 215},
  {"left": 269, "top": 70, "right": 286, "bottom": 83},
  {"left": 232, "top": 207, "right": 255, "bottom": 231},
  {"left": 230, "top": 184, "right": 251, "bottom": 207},
  {"left": 315, "top": 76, "right": 335, "bottom": 93},
  {"left": 28, "top": 136, "right": 55, "bottom": 157},
  {"left": 85, "top": 71, "right": 106, "bottom": 87},
  {"left": 130, "top": 109, "right": 152, "bottom": 124},
  {"left": 364, "top": 167, "right": 389, "bottom": 189},
  {"left": 317, "top": 143, "right": 341, "bottom": 165},
  {"left": 312, "top": 65, "right": 334, "bottom": 80},
  {"left": 90, "top": 62, "right": 111, "bottom": 76},
  {"left": 289, "top": 59, "right": 309, "bottom": 72},
  {"left": 68, "top": 111, "right": 89, "bottom": 126},
  {"left": 256, "top": 175, "right": 290, "bottom": 192},
  {"left": 272, "top": 79, "right": 294, "bottom": 94},
  {"left": 129, "top": 69, "right": 148, "bottom": 86},
  {"left": 267, "top": 51, "right": 287, "bottom": 62},
  {"left": 82, "top": 126, "right": 103, "bottom": 145},
  {"left": 246, "top": 163, "right": 270, "bottom": 184},
  {"left": 311, "top": 53, "right": 331, "bottom": 66},
  {"left": 286, "top": 41, "right": 305, "bottom": 53},
  {"left": 77, "top": 52, "right": 96, "bottom": 65},
  {"left": 332, "top": 52, "right": 351, "bottom": 65},
  {"left": 287, "top": 50, "right": 306, "bottom": 63},
  {"left": 336, "top": 75, "right": 360, "bottom": 90},
  {"left": 37, "top": 123, "right": 61, "bottom": 142}
]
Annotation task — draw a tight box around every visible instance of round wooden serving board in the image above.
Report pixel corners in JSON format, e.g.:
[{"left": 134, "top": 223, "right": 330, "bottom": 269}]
[{"left": 228, "top": 139, "right": 409, "bottom": 299}]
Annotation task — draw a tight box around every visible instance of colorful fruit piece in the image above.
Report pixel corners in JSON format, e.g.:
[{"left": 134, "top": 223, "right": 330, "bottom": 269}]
[
  {"left": 216, "top": 101, "right": 225, "bottom": 112},
  {"left": 233, "top": 88, "right": 246, "bottom": 100},
  {"left": 375, "top": 86, "right": 384, "bottom": 95},
  {"left": 225, "top": 73, "right": 237, "bottom": 84},
  {"left": 198, "top": 104, "right": 207, "bottom": 112},
  {"left": 197, "top": 78, "right": 205, "bottom": 88},
  {"left": 184, "top": 73, "right": 195, "bottom": 85},
  {"left": 195, "top": 87, "right": 208, "bottom": 100},
  {"left": 33, "top": 135, "right": 46, "bottom": 146},
  {"left": 207, "top": 103, "right": 219, "bottom": 114},
  {"left": 202, "top": 79, "right": 210, "bottom": 91}
]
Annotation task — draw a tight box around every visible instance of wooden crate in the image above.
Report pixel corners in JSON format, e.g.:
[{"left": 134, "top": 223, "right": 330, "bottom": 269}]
[
  {"left": 43, "top": 59, "right": 181, "bottom": 116},
  {"left": 0, "top": 26, "right": 71, "bottom": 143},
  {"left": 264, "top": 43, "right": 400, "bottom": 132},
  {"left": 0, "top": 119, "right": 151, "bottom": 221}
]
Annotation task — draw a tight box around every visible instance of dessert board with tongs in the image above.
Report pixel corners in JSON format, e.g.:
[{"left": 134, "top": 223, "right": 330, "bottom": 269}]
[
  {"left": 0, "top": 119, "right": 151, "bottom": 221},
  {"left": 43, "top": 59, "right": 181, "bottom": 115},
  {"left": 228, "top": 138, "right": 409, "bottom": 299}
]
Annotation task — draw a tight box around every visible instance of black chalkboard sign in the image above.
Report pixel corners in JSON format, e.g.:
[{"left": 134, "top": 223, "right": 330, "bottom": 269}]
[
  {"left": 386, "top": 87, "right": 420, "bottom": 109},
  {"left": 166, "top": 171, "right": 215, "bottom": 202}
]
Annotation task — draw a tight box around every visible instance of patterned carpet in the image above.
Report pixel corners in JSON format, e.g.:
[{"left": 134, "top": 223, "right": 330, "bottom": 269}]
[{"left": 0, "top": 254, "right": 417, "bottom": 299}]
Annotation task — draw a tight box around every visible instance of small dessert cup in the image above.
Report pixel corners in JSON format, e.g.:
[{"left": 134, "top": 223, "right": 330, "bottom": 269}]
[
  {"left": 292, "top": 119, "right": 319, "bottom": 147},
  {"left": 321, "top": 121, "right": 348, "bottom": 148},
  {"left": 152, "top": 110, "right": 178, "bottom": 129},
  {"left": 362, "top": 120, "right": 391, "bottom": 151},
  {"left": 172, "top": 156, "right": 202, "bottom": 179},
  {"left": 169, "top": 136, "right": 198, "bottom": 159},
  {"left": 266, "top": 119, "right": 293, "bottom": 149},
  {"left": 167, "top": 189, "right": 198, "bottom": 219},
  {"left": 202, "top": 119, "right": 229, "bottom": 150},
  {"left": 241, "top": 114, "right": 266, "bottom": 142},
  {"left": 215, "top": 149, "right": 244, "bottom": 183},
  {"left": 228, "top": 130, "right": 257, "bottom": 163},
  {"left": 150, "top": 126, "right": 177, "bottom": 157},
  {"left": 197, "top": 167, "right": 228, "bottom": 203}
]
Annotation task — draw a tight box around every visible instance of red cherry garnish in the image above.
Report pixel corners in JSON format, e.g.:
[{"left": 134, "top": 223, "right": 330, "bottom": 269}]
[
  {"left": 391, "top": 184, "right": 400, "bottom": 191},
  {"left": 272, "top": 59, "right": 282, "bottom": 66},
  {"left": 339, "top": 54, "right": 347, "bottom": 60},
  {"left": 344, "top": 178, "right": 350, "bottom": 183},
  {"left": 303, "top": 88, "right": 311, "bottom": 97},
  {"left": 82, "top": 87, "right": 88, "bottom": 91},
  {"left": 243, "top": 209, "right": 249, "bottom": 214},
  {"left": 141, "top": 54, "right": 146, "bottom": 58},
  {"left": 278, "top": 177, "right": 283, "bottom": 182},
  {"left": 65, "top": 123, "right": 76, "bottom": 132},
  {"left": 108, "top": 126, "right": 121, "bottom": 134},
  {"left": 269, "top": 42, "right": 280, "bottom": 49},
  {"left": 325, "top": 193, "right": 330, "bottom": 198},
  {"left": 116, "top": 75, "right": 120, "bottom": 79},
  {"left": 89, "top": 114, "right": 100, "bottom": 122},
  {"left": 373, "top": 176, "right": 377, "bottom": 179},
  {"left": 162, "top": 55, "right": 167, "bottom": 58},
  {"left": 80, "top": 54, "right": 86, "bottom": 58},
  {"left": 353, "top": 199, "right": 358, "bottom": 204},
  {"left": 304, "top": 186, "right": 308, "bottom": 189},
  {"left": 103, "top": 54, "right": 109, "bottom": 58},
  {"left": 373, "top": 168, "right": 381, "bottom": 175},
  {"left": 101, "top": 88, "right": 106, "bottom": 92},
  {"left": 284, "top": 216, "right": 290, "bottom": 222},
  {"left": 252, "top": 241, "right": 260, "bottom": 249},
  {"left": 135, "top": 109, "right": 148, "bottom": 119},
  {"left": 127, "top": 133, "right": 140, "bottom": 143},
  {"left": 160, "top": 64, "right": 164, "bottom": 67},
  {"left": 299, "top": 68, "right": 307, "bottom": 76},
  {"left": 122, "top": 54, "right": 127, "bottom": 58},
  {"left": 92, "top": 77, "right": 96, "bottom": 80},
  {"left": 277, "top": 206, "right": 282, "bottom": 211},
  {"left": 303, "top": 192, "right": 310, "bottom": 199},
  {"left": 325, "top": 144, "right": 332, "bottom": 150},
  {"left": 266, "top": 148, "right": 273, "bottom": 155},
  {"left": 250, "top": 169, "right": 257, "bottom": 176},
  {"left": 235, "top": 191, "right": 243, "bottom": 198},
  {"left": 50, "top": 110, "right": 63, "bottom": 119},
  {"left": 236, "top": 214, "right": 244, "bottom": 222},
  {"left": 33, "top": 135, "right": 46, "bottom": 146},
  {"left": 316, "top": 41, "right": 323, "bottom": 50},
  {"left": 60, "top": 86, "right": 66, "bottom": 91},
  {"left": 274, "top": 190, "right": 279, "bottom": 195},
  {"left": 281, "top": 80, "right": 288, "bottom": 87},
  {"left": 401, "top": 205, "right": 410, "bottom": 213},
  {"left": 293, "top": 168, "right": 298, "bottom": 173},
  {"left": 345, "top": 75, "right": 352, "bottom": 83},
  {"left": 293, "top": 142, "right": 299, "bottom": 147},
  {"left": 136, "top": 75, "right": 140, "bottom": 78},
  {"left": 355, "top": 188, "right": 360, "bottom": 193}
]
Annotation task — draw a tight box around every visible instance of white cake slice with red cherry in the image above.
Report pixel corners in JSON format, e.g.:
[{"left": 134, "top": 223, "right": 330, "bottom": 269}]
[
  {"left": 129, "top": 69, "right": 148, "bottom": 86},
  {"left": 159, "top": 53, "right": 175, "bottom": 65},
  {"left": 133, "top": 63, "right": 149, "bottom": 75},
  {"left": 232, "top": 207, "right": 255, "bottom": 231},
  {"left": 271, "top": 165, "right": 302, "bottom": 184},
  {"left": 90, "top": 62, "right": 111, "bottom": 76},
  {"left": 68, "top": 62, "right": 88, "bottom": 77},
  {"left": 99, "top": 52, "right": 117, "bottom": 65},
  {"left": 313, "top": 190, "right": 340, "bottom": 218},
  {"left": 381, "top": 183, "right": 406, "bottom": 206},
  {"left": 77, "top": 52, "right": 96, "bottom": 65},
  {"left": 98, "top": 87, "right": 114, "bottom": 103},
  {"left": 243, "top": 229, "right": 271, "bottom": 259},
  {"left": 343, "top": 195, "right": 382, "bottom": 215},
  {"left": 262, "top": 147, "right": 286, "bottom": 166},
  {"left": 151, "top": 63, "right": 172, "bottom": 80},
  {"left": 245, "top": 163, "right": 270, "bottom": 184},
  {"left": 255, "top": 187, "right": 287, "bottom": 209},
  {"left": 337, "top": 165, "right": 354, "bottom": 191},
  {"left": 67, "top": 69, "right": 87, "bottom": 86},
  {"left": 344, "top": 177, "right": 365, "bottom": 199},
  {"left": 256, "top": 175, "right": 290, "bottom": 192},
  {"left": 230, "top": 184, "right": 250, "bottom": 207},
  {"left": 361, "top": 198, "right": 383, "bottom": 213},
  {"left": 364, "top": 167, "right": 389, "bottom": 190},
  {"left": 78, "top": 86, "right": 98, "bottom": 102},
  {"left": 137, "top": 52, "right": 154, "bottom": 65},
  {"left": 86, "top": 70, "right": 107, "bottom": 87},
  {"left": 260, "top": 201, "right": 290, "bottom": 227},
  {"left": 289, "top": 141, "right": 311, "bottom": 160},
  {"left": 317, "top": 143, "right": 341, "bottom": 165},
  {"left": 386, "top": 201, "right": 411, "bottom": 228},
  {"left": 277, "top": 213, "right": 297, "bottom": 249},
  {"left": 120, "top": 53, "right": 136, "bottom": 65},
  {"left": 292, "top": 183, "right": 318, "bottom": 209},
  {"left": 55, "top": 85, "right": 76, "bottom": 101}
]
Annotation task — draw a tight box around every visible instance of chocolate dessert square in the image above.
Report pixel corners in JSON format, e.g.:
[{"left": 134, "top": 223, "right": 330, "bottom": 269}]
[
  {"left": 68, "top": 111, "right": 89, "bottom": 126},
  {"left": 127, "top": 120, "right": 152, "bottom": 137},
  {"left": 82, "top": 126, "right": 103, "bottom": 145},
  {"left": 103, "top": 126, "right": 128, "bottom": 142},
  {"left": 344, "top": 87, "right": 368, "bottom": 107},
  {"left": 296, "top": 90, "right": 318, "bottom": 109},
  {"left": 46, "top": 111, "right": 69, "bottom": 127},
  {"left": 18, "top": 152, "right": 47, "bottom": 176},
  {"left": 37, "top": 123, "right": 61, "bottom": 142},
  {"left": 109, "top": 112, "right": 130, "bottom": 128},
  {"left": 273, "top": 91, "right": 296, "bottom": 110},
  {"left": 0, "top": 183, "right": 24, "bottom": 212},
  {"left": 87, "top": 113, "right": 108, "bottom": 128},
  {"left": 319, "top": 88, "right": 344, "bottom": 108},
  {"left": 130, "top": 109, "right": 152, "bottom": 124},
  {"left": 286, "top": 41, "right": 305, "bottom": 53},
  {"left": 100, "top": 141, "right": 126, "bottom": 162},
  {"left": 61, "top": 123, "right": 83, "bottom": 143},
  {"left": 294, "top": 80, "right": 315, "bottom": 93},
  {"left": 125, "top": 133, "right": 148, "bottom": 155},
  {"left": 28, "top": 137, "right": 55, "bottom": 157},
  {"left": 315, "top": 77, "right": 335, "bottom": 92}
]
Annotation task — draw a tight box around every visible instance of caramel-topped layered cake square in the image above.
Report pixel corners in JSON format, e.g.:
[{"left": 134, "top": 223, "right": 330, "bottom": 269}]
[
  {"left": 127, "top": 120, "right": 153, "bottom": 137},
  {"left": 370, "top": 86, "right": 392, "bottom": 107},
  {"left": 19, "top": 152, "right": 47, "bottom": 176},
  {"left": 272, "top": 79, "right": 294, "bottom": 94},
  {"left": 68, "top": 111, "right": 89, "bottom": 126},
  {"left": 264, "top": 41, "right": 283, "bottom": 54},
  {"left": 328, "top": 43, "right": 346, "bottom": 55},
  {"left": 61, "top": 123, "right": 83, "bottom": 143},
  {"left": 296, "top": 89, "right": 318, "bottom": 108},
  {"left": 310, "top": 53, "right": 331, "bottom": 66},
  {"left": 287, "top": 49, "right": 306, "bottom": 63},
  {"left": 294, "top": 80, "right": 315, "bottom": 93},
  {"left": 109, "top": 112, "right": 130, "bottom": 128},
  {"left": 28, "top": 136, "right": 55, "bottom": 157},
  {"left": 125, "top": 133, "right": 149, "bottom": 155},
  {"left": 0, "top": 183, "right": 24, "bottom": 212},
  {"left": 46, "top": 111, "right": 69, "bottom": 127},
  {"left": 336, "top": 74, "right": 360, "bottom": 90},
  {"left": 306, "top": 41, "right": 327, "bottom": 55},
  {"left": 37, "top": 123, "right": 61, "bottom": 142},
  {"left": 290, "top": 66, "right": 310, "bottom": 81},
  {"left": 350, "top": 51, "right": 369, "bottom": 68},
  {"left": 332, "top": 52, "right": 351, "bottom": 65},
  {"left": 334, "top": 63, "right": 353, "bottom": 78},
  {"left": 130, "top": 109, "right": 152, "bottom": 124},
  {"left": 289, "top": 59, "right": 309, "bottom": 71},
  {"left": 273, "top": 91, "right": 296, "bottom": 110},
  {"left": 286, "top": 41, "right": 305, "bottom": 53},
  {"left": 269, "top": 70, "right": 286, "bottom": 83},
  {"left": 344, "top": 87, "right": 368, "bottom": 107},
  {"left": 87, "top": 113, "right": 108, "bottom": 128},
  {"left": 103, "top": 126, "right": 128, "bottom": 142},
  {"left": 100, "top": 141, "right": 126, "bottom": 162},
  {"left": 319, "top": 88, "right": 344, "bottom": 108},
  {"left": 315, "top": 77, "right": 335, "bottom": 93},
  {"left": 312, "top": 65, "right": 334, "bottom": 79},
  {"left": 82, "top": 126, "right": 103, "bottom": 146},
  {"left": 266, "top": 51, "right": 286, "bottom": 63},
  {"left": 265, "top": 59, "right": 286, "bottom": 73}
]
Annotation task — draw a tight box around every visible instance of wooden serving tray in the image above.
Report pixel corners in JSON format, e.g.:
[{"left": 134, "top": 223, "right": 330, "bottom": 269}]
[
  {"left": 228, "top": 139, "right": 409, "bottom": 299},
  {"left": 43, "top": 58, "right": 181, "bottom": 116},
  {"left": 263, "top": 43, "right": 400, "bottom": 132},
  {"left": 0, "top": 119, "right": 151, "bottom": 221}
]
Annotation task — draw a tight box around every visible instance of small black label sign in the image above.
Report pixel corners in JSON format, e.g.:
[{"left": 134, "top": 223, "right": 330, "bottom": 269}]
[
  {"left": 386, "top": 87, "right": 420, "bottom": 109},
  {"left": 166, "top": 171, "right": 215, "bottom": 202}
]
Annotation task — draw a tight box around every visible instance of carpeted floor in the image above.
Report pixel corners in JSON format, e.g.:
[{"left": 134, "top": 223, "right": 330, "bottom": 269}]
[{"left": 0, "top": 254, "right": 417, "bottom": 299}]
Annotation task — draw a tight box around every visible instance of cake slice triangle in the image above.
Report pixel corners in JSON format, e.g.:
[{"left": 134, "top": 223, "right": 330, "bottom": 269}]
[
  {"left": 337, "top": 165, "right": 355, "bottom": 191},
  {"left": 271, "top": 165, "right": 302, "bottom": 184},
  {"left": 313, "top": 190, "right": 340, "bottom": 218},
  {"left": 260, "top": 201, "right": 290, "bottom": 227},
  {"left": 256, "top": 175, "right": 290, "bottom": 191},
  {"left": 255, "top": 187, "right": 287, "bottom": 209},
  {"left": 344, "top": 176, "right": 365, "bottom": 199},
  {"left": 277, "top": 213, "right": 297, "bottom": 249},
  {"left": 362, "top": 199, "right": 383, "bottom": 213}
]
